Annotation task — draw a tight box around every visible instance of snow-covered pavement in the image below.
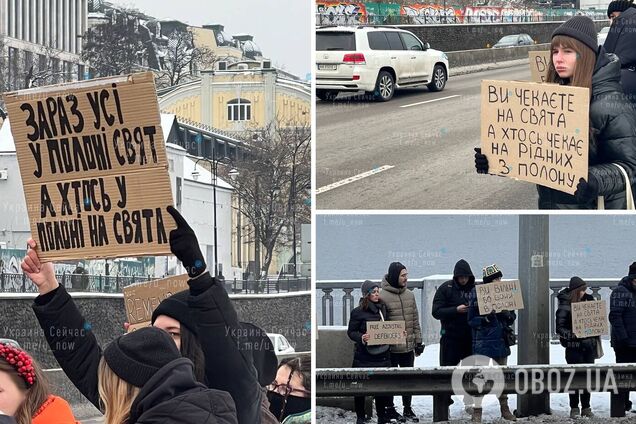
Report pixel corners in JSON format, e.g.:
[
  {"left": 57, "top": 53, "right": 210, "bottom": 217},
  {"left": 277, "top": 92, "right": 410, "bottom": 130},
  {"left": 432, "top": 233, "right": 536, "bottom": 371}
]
[{"left": 316, "top": 341, "right": 636, "bottom": 423}]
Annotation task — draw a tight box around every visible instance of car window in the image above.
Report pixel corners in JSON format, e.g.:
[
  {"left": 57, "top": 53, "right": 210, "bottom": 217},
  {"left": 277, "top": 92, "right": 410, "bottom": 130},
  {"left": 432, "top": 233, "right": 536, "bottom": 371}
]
[
  {"left": 279, "top": 337, "right": 290, "bottom": 350},
  {"left": 385, "top": 31, "right": 405, "bottom": 50},
  {"left": 368, "top": 32, "right": 391, "bottom": 50},
  {"left": 400, "top": 32, "right": 423, "bottom": 51},
  {"left": 499, "top": 35, "right": 518, "bottom": 43},
  {"left": 316, "top": 32, "right": 356, "bottom": 51}
]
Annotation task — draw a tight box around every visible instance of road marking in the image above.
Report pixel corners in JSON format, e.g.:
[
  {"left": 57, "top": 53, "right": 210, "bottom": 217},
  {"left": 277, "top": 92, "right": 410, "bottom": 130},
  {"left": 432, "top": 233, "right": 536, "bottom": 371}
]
[
  {"left": 317, "top": 165, "right": 395, "bottom": 195},
  {"left": 400, "top": 95, "right": 460, "bottom": 108}
]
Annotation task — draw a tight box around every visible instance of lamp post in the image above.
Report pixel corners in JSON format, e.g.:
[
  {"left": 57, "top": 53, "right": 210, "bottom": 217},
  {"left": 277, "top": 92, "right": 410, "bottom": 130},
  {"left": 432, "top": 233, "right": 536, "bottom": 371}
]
[
  {"left": 192, "top": 151, "right": 219, "bottom": 277},
  {"left": 228, "top": 168, "right": 241, "bottom": 270}
]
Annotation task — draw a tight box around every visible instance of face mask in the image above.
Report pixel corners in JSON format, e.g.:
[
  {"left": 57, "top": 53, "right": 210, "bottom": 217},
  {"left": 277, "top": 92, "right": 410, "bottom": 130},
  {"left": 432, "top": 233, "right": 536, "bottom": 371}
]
[{"left": 267, "top": 390, "right": 310, "bottom": 421}]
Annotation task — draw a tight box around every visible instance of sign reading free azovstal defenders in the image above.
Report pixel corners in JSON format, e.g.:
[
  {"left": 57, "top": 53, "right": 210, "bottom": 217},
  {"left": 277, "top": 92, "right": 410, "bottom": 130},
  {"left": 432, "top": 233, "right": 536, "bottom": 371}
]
[
  {"left": 3, "top": 72, "right": 176, "bottom": 261},
  {"left": 481, "top": 80, "right": 590, "bottom": 195}
]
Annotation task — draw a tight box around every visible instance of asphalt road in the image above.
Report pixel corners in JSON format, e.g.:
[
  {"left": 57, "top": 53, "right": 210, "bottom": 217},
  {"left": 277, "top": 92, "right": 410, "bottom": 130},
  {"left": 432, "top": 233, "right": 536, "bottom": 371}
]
[{"left": 316, "top": 63, "right": 539, "bottom": 210}]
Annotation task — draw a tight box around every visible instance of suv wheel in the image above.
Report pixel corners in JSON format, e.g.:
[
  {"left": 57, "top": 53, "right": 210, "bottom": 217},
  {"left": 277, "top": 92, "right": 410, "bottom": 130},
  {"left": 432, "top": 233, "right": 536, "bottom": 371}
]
[
  {"left": 316, "top": 90, "right": 339, "bottom": 101},
  {"left": 374, "top": 71, "right": 395, "bottom": 102},
  {"left": 427, "top": 65, "right": 447, "bottom": 92}
]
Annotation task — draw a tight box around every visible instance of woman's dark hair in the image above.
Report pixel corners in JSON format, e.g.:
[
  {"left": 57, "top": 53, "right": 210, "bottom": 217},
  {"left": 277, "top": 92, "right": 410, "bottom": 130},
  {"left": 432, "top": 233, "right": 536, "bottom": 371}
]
[
  {"left": 279, "top": 356, "right": 311, "bottom": 393},
  {"left": 570, "top": 285, "right": 587, "bottom": 303},
  {"left": 546, "top": 35, "right": 596, "bottom": 90},
  {"left": 360, "top": 296, "right": 370, "bottom": 310},
  {"left": 180, "top": 325, "right": 206, "bottom": 383}
]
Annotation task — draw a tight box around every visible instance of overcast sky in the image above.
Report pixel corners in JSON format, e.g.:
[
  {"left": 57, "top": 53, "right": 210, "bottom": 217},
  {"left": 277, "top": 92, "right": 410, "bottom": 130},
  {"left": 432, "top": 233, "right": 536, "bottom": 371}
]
[{"left": 108, "top": 0, "right": 311, "bottom": 78}]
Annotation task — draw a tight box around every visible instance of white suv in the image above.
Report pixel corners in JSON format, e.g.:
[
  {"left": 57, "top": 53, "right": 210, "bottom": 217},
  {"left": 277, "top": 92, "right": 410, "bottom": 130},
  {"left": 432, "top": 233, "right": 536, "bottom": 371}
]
[{"left": 316, "top": 26, "right": 450, "bottom": 102}]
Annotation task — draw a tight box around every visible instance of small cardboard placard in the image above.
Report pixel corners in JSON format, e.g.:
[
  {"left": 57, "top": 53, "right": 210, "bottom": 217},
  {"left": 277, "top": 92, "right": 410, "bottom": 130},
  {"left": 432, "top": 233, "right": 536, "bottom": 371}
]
[
  {"left": 476, "top": 280, "right": 524, "bottom": 315},
  {"left": 571, "top": 300, "right": 609, "bottom": 338},
  {"left": 366, "top": 320, "right": 405, "bottom": 345},
  {"left": 3, "top": 72, "right": 175, "bottom": 261},
  {"left": 529, "top": 51, "right": 550, "bottom": 83},
  {"left": 481, "top": 80, "right": 589, "bottom": 195},
  {"left": 123, "top": 274, "right": 190, "bottom": 331}
]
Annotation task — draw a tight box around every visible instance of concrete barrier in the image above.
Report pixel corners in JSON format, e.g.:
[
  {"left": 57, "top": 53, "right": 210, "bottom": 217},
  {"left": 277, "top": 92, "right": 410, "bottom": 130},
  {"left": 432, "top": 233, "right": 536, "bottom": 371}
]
[{"left": 447, "top": 43, "right": 550, "bottom": 69}]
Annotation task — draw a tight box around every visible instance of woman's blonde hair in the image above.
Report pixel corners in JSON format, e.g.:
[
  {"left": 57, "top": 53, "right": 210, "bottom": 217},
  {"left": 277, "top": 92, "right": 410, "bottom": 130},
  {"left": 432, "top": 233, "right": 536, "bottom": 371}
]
[
  {"left": 0, "top": 355, "right": 49, "bottom": 424},
  {"left": 547, "top": 35, "right": 597, "bottom": 90},
  {"left": 97, "top": 357, "right": 140, "bottom": 424}
]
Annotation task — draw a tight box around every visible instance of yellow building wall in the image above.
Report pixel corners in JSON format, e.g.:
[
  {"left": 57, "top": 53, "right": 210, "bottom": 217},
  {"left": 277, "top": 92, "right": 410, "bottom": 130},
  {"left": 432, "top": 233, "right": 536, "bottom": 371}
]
[
  {"left": 190, "top": 26, "right": 217, "bottom": 50},
  {"left": 276, "top": 93, "right": 311, "bottom": 127},
  {"left": 163, "top": 95, "right": 201, "bottom": 123}
]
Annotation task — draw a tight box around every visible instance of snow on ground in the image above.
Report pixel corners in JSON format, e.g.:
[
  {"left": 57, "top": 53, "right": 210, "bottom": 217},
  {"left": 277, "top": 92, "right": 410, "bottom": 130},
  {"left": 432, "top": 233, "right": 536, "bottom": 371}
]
[{"left": 317, "top": 340, "right": 636, "bottom": 423}]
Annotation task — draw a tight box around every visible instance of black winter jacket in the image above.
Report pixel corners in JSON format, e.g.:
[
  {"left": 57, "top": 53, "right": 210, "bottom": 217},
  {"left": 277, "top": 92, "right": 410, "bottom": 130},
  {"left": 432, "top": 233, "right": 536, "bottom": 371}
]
[
  {"left": 555, "top": 290, "right": 598, "bottom": 351},
  {"left": 129, "top": 358, "right": 237, "bottom": 423},
  {"left": 31, "top": 275, "right": 259, "bottom": 424},
  {"left": 609, "top": 276, "right": 636, "bottom": 348},
  {"left": 537, "top": 49, "right": 636, "bottom": 209},
  {"left": 432, "top": 259, "right": 475, "bottom": 343},
  {"left": 604, "top": 7, "right": 636, "bottom": 104},
  {"left": 347, "top": 300, "right": 392, "bottom": 367}
]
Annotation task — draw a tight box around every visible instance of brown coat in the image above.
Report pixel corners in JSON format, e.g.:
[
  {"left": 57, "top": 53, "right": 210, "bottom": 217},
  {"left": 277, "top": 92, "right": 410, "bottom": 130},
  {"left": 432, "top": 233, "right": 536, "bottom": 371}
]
[{"left": 380, "top": 276, "right": 423, "bottom": 353}]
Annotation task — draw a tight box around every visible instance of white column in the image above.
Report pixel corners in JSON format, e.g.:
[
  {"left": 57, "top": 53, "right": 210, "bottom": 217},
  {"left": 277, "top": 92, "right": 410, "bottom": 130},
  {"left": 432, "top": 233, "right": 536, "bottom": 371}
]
[
  {"left": 16, "top": 0, "right": 22, "bottom": 40},
  {"left": 38, "top": 0, "right": 43, "bottom": 44},
  {"left": 43, "top": 0, "right": 48, "bottom": 46},
  {"left": 30, "top": 0, "right": 36, "bottom": 42},
  {"left": 24, "top": 0, "right": 30, "bottom": 42},
  {"left": 69, "top": 0, "right": 75, "bottom": 53},
  {"left": 1, "top": 0, "right": 7, "bottom": 37},
  {"left": 56, "top": 0, "right": 63, "bottom": 51}
]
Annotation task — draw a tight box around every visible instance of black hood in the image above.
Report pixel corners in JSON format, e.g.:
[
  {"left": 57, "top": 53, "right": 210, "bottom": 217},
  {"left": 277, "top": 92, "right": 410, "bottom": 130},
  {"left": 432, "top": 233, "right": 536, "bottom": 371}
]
[
  {"left": 619, "top": 276, "right": 636, "bottom": 292},
  {"left": 592, "top": 49, "right": 623, "bottom": 97},
  {"left": 453, "top": 259, "right": 475, "bottom": 288},
  {"left": 129, "top": 358, "right": 208, "bottom": 422}
]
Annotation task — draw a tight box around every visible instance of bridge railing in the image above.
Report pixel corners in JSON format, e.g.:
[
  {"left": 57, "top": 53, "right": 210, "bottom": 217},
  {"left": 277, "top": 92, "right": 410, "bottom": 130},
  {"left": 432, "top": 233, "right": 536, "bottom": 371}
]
[
  {"left": 316, "top": 277, "right": 620, "bottom": 341},
  {"left": 317, "top": 364, "right": 636, "bottom": 421}
]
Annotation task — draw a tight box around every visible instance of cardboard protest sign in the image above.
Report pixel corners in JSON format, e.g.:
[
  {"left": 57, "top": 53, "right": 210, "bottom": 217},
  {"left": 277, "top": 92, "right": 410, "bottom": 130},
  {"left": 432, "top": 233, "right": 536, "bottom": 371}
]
[
  {"left": 3, "top": 72, "right": 176, "bottom": 261},
  {"left": 366, "top": 320, "right": 405, "bottom": 346},
  {"left": 123, "top": 274, "right": 190, "bottom": 331},
  {"left": 572, "top": 300, "right": 608, "bottom": 338},
  {"left": 529, "top": 51, "right": 550, "bottom": 83},
  {"left": 476, "top": 280, "right": 524, "bottom": 315},
  {"left": 481, "top": 80, "right": 589, "bottom": 195}
]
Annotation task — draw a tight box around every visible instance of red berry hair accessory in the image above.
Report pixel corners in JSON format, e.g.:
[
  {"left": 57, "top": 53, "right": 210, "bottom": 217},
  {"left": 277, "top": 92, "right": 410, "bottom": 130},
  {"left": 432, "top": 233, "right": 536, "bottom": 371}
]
[{"left": 0, "top": 343, "right": 36, "bottom": 387}]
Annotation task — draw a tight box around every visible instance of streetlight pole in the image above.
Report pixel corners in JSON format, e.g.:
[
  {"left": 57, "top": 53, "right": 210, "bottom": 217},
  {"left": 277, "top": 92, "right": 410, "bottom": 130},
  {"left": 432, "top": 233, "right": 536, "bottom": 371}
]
[{"left": 194, "top": 153, "right": 219, "bottom": 277}]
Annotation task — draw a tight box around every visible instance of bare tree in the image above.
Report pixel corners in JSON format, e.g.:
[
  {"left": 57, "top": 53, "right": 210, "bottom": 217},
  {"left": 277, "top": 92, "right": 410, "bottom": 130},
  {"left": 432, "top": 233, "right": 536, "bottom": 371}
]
[
  {"left": 228, "top": 123, "right": 311, "bottom": 278},
  {"left": 155, "top": 27, "right": 217, "bottom": 88}
]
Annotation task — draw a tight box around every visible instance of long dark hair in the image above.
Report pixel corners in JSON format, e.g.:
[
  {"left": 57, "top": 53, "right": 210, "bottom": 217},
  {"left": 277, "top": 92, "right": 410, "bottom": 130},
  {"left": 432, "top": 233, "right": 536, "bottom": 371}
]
[{"left": 180, "top": 325, "right": 206, "bottom": 383}]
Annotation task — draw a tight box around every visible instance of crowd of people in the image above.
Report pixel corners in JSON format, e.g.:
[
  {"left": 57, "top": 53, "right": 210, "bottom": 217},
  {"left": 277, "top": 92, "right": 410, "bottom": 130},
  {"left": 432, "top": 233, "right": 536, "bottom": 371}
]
[
  {"left": 475, "top": 0, "right": 636, "bottom": 210},
  {"left": 347, "top": 260, "right": 636, "bottom": 423},
  {"left": 0, "top": 206, "right": 310, "bottom": 423}
]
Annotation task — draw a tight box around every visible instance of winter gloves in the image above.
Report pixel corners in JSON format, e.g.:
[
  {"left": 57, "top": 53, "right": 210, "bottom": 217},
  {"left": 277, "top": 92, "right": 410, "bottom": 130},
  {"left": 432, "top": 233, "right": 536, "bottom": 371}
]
[
  {"left": 414, "top": 343, "right": 425, "bottom": 356},
  {"left": 474, "top": 147, "right": 489, "bottom": 174},
  {"left": 167, "top": 206, "right": 207, "bottom": 278},
  {"left": 574, "top": 173, "right": 600, "bottom": 204}
]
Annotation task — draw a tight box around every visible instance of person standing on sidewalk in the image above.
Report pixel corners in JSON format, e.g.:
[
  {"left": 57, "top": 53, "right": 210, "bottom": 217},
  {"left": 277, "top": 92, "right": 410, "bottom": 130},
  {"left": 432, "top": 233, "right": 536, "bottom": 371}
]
[
  {"left": 468, "top": 265, "right": 517, "bottom": 423},
  {"left": 555, "top": 277, "right": 598, "bottom": 418},
  {"left": 432, "top": 259, "right": 476, "bottom": 415},
  {"left": 605, "top": 0, "right": 636, "bottom": 105},
  {"left": 609, "top": 262, "right": 636, "bottom": 415},
  {"left": 347, "top": 281, "right": 394, "bottom": 424},
  {"left": 380, "top": 262, "right": 423, "bottom": 423}
]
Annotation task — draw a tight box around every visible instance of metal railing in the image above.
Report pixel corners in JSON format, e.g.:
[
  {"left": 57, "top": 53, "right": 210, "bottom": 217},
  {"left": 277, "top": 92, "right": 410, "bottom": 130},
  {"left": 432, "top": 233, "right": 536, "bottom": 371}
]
[
  {"left": 316, "top": 277, "right": 620, "bottom": 341},
  {"left": 0, "top": 272, "right": 152, "bottom": 293},
  {"left": 316, "top": 13, "right": 607, "bottom": 26},
  {"left": 223, "top": 277, "right": 311, "bottom": 294},
  {"left": 317, "top": 364, "right": 636, "bottom": 421}
]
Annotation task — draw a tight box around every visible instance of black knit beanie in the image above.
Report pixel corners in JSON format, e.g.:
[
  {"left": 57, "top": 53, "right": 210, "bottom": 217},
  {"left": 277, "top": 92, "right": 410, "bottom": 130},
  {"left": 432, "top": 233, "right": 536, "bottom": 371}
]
[
  {"left": 608, "top": 0, "right": 634, "bottom": 17},
  {"left": 569, "top": 276, "right": 587, "bottom": 290},
  {"left": 628, "top": 262, "right": 636, "bottom": 279},
  {"left": 151, "top": 290, "right": 197, "bottom": 336},
  {"left": 552, "top": 16, "right": 598, "bottom": 54},
  {"left": 103, "top": 326, "right": 181, "bottom": 388},
  {"left": 387, "top": 262, "right": 406, "bottom": 288}
]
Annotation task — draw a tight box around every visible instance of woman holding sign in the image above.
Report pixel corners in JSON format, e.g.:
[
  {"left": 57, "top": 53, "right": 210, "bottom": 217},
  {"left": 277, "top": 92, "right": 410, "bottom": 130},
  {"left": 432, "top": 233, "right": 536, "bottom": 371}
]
[
  {"left": 347, "top": 281, "right": 395, "bottom": 424},
  {"left": 467, "top": 265, "right": 517, "bottom": 423},
  {"left": 555, "top": 277, "right": 598, "bottom": 418},
  {"left": 476, "top": 16, "right": 636, "bottom": 209}
]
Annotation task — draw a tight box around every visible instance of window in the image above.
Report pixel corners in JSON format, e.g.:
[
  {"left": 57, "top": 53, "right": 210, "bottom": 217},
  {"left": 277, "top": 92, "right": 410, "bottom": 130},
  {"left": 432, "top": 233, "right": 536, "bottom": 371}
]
[
  {"left": 401, "top": 33, "right": 423, "bottom": 51},
  {"left": 316, "top": 32, "right": 356, "bottom": 51},
  {"left": 227, "top": 98, "right": 252, "bottom": 122},
  {"left": 385, "top": 32, "right": 404, "bottom": 50},
  {"left": 367, "top": 32, "right": 390, "bottom": 50}
]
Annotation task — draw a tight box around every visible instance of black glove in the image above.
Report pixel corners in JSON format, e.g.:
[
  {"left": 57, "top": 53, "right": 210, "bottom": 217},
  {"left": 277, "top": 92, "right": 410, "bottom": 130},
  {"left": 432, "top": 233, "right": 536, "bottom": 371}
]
[
  {"left": 167, "top": 206, "right": 206, "bottom": 278},
  {"left": 574, "top": 173, "right": 599, "bottom": 204},
  {"left": 474, "top": 147, "right": 489, "bottom": 174},
  {"left": 484, "top": 309, "right": 497, "bottom": 323},
  {"left": 414, "top": 343, "right": 425, "bottom": 356}
]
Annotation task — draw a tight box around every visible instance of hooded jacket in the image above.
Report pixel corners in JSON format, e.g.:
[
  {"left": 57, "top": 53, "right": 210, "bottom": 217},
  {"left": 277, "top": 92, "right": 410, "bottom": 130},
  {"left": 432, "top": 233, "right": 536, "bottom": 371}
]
[
  {"left": 380, "top": 276, "right": 422, "bottom": 354},
  {"left": 128, "top": 358, "right": 237, "bottom": 423},
  {"left": 468, "top": 282, "right": 516, "bottom": 359},
  {"left": 432, "top": 260, "right": 475, "bottom": 343},
  {"left": 604, "top": 6, "right": 636, "bottom": 103},
  {"left": 609, "top": 276, "right": 636, "bottom": 347},
  {"left": 555, "top": 289, "right": 598, "bottom": 351},
  {"left": 347, "top": 299, "right": 392, "bottom": 366},
  {"left": 537, "top": 49, "right": 636, "bottom": 209}
]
